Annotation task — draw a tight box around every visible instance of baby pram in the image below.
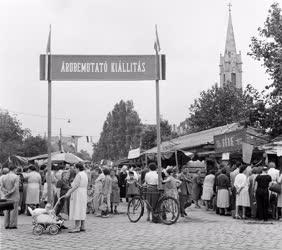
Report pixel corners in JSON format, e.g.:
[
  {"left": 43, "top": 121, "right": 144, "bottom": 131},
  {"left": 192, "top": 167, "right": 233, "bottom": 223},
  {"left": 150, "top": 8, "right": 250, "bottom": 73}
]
[{"left": 28, "top": 196, "right": 65, "bottom": 235}]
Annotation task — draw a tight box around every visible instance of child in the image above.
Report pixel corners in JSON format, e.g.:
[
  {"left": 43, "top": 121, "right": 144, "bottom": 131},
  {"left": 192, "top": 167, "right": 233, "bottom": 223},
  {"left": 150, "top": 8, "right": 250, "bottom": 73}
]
[
  {"left": 126, "top": 171, "right": 140, "bottom": 201},
  {"left": 87, "top": 184, "right": 95, "bottom": 214},
  {"left": 110, "top": 169, "right": 120, "bottom": 214},
  {"left": 163, "top": 168, "right": 182, "bottom": 199}
]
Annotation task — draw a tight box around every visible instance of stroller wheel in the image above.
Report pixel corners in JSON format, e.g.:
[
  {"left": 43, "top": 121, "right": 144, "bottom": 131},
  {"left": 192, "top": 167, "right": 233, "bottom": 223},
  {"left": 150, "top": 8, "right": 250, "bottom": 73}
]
[
  {"left": 49, "top": 224, "right": 59, "bottom": 235},
  {"left": 33, "top": 225, "right": 44, "bottom": 235}
]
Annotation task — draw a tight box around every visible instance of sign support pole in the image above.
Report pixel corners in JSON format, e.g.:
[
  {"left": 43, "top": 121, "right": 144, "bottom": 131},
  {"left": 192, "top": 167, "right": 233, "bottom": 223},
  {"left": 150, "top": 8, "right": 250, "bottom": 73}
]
[
  {"left": 155, "top": 50, "right": 162, "bottom": 190},
  {"left": 47, "top": 26, "right": 52, "bottom": 203}
]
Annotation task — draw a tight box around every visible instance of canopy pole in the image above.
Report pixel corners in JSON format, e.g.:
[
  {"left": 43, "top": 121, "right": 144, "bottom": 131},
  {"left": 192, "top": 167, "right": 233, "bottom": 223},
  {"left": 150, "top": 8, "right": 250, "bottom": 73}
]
[{"left": 175, "top": 150, "right": 179, "bottom": 170}]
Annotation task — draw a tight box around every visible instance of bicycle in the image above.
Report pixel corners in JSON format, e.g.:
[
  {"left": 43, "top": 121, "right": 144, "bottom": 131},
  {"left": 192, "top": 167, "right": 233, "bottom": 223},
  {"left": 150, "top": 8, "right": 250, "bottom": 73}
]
[{"left": 127, "top": 185, "right": 180, "bottom": 225}]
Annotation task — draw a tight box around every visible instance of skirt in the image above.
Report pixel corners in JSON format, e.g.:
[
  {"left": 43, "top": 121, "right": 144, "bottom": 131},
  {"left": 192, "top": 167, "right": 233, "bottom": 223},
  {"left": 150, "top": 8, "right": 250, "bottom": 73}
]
[
  {"left": 146, "top": 185, "right": 159, "bottom": 211},
  {"left": 236, "top": 188, "right": 250, "bottom": 207},
  {"left": 217, "top": 189, "right": 229, "bottom": 208},
  {"left": 202, "top": 186, "right": 214, "bottom": 201},
  {"left": 111, "top": 189, "right": 120, "bottom": 204}
]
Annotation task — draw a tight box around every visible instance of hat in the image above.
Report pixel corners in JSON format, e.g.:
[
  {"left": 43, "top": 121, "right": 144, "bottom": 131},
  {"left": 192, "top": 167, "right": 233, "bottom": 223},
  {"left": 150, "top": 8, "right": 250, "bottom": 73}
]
[{"left": 262, "top": 166, "right": 268, "bottom": 171}]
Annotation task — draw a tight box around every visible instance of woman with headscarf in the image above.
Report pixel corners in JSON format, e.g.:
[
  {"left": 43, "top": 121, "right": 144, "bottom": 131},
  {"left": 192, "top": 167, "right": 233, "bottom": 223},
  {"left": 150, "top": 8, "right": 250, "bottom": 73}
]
[
  {"left": 65, "top": 163, "right": 88, "bottom": 233},
  {"left": 25, "top": 165, "right": 42, "bottom": 212}
]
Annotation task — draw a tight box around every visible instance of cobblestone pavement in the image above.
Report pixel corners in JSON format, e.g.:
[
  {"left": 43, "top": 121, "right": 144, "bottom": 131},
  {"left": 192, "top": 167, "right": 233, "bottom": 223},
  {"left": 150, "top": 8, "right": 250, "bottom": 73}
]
[{"left": 1, "top": 204, "right": 282, "bottom": 250}]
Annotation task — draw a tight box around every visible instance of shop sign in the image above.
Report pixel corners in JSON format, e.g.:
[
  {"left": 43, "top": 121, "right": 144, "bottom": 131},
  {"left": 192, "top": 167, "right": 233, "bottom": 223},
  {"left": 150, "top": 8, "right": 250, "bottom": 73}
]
[{"left": 214, "top": 129, "right": 246, "bottom": 153}]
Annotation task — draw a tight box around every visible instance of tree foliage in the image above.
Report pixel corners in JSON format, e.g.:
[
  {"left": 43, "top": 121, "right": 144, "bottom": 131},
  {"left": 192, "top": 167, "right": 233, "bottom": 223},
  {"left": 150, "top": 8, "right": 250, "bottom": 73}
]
[
  {"left": 0, "top": 110, "right": 29, "bottom": 163},
  {"left": 141, "top": 119, "right": 177, "bottom": 150},
  {"left": 93, "top": 100, "right": 142, "bottom": 161},
  {"left": 248, "top": 2, "right": 282, "bottom": 136},
  {"left": 186, "top": 84, "right": 255, "bottom": 132},
  {"left": 249, "top": 2, "right": 282, "bottom": 96},
  {"left": 22, "top": 135, "right": 48, "bottom": 157}
]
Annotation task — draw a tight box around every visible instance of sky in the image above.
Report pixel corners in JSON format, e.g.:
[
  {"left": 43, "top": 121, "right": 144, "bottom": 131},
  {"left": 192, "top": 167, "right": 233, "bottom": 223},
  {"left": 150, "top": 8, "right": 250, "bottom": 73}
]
[{"left": 0, "top": 0, "right": 279, "bottom": 154}]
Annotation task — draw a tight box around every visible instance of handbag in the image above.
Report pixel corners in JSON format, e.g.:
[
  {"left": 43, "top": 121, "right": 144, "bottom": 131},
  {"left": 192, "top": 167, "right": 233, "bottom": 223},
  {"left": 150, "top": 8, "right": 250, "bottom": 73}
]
[{"left": 269, "top": 183, "right": 281, "bottom": 194}]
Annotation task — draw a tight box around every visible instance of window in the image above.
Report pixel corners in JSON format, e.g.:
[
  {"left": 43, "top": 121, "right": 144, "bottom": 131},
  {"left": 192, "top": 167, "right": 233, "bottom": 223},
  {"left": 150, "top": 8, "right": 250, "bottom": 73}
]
[{"left": 231, "top": 73, "right": 236, "bottom": 86}]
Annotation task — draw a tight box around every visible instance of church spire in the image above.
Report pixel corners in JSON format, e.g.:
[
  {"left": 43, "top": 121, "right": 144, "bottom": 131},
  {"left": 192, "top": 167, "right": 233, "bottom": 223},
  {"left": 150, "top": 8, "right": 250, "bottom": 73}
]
[
  {"left": 219, "top": 3, "right": 242, "bottom": 89},
  {"left": 224, "top": 4, "right": 237, "bottom": 56}
]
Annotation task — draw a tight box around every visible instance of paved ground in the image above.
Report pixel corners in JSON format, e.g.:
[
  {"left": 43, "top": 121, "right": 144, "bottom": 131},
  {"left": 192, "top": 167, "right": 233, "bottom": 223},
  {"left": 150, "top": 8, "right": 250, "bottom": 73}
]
[{"left": 1, "top": 203, "right": 282, "bottom": 250}]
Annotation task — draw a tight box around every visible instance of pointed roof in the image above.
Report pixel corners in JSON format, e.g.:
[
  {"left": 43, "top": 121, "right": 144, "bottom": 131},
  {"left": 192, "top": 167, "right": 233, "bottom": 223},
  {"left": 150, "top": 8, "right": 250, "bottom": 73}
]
[{"left": 224, "top": 9, "right": 237, "bottom": 56}]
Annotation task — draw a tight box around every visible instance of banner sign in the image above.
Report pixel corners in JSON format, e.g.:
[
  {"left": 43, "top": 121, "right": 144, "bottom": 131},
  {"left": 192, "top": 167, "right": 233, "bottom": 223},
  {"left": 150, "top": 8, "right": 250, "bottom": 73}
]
[
  {"left": 242, "top": 142, "right": 254, "bottom": 164},
  {"left": 214, "top": 129, "right": 246, "bottom": 153},
  {"left": 40, "top": 54, "right": 166, "bottom": 81},
  {"left": 128, "top": 148, "right": 141, "bottom": 159}
]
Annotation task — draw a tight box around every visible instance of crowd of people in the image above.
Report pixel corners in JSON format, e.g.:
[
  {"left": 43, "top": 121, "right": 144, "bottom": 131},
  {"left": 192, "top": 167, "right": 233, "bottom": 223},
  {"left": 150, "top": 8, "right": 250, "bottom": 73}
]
[
  {"left": 0, "top": 160, "right": 281, "bottom": 231},
  {"left": 201, "top": 161, "right": 282, "bottom": 221}
]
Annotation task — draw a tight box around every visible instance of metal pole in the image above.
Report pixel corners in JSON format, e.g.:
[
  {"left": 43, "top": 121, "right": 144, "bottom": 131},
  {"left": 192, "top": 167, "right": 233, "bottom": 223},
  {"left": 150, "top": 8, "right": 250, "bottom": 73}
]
[
  {"left": 47, "top": 26, "right": 52, "bottom": 203},
  {"left": 155, "top": 48, "right": 162, "bottom": 189},
  {"left": 47, "top": 62, "right": 52, "bottom": 203}
]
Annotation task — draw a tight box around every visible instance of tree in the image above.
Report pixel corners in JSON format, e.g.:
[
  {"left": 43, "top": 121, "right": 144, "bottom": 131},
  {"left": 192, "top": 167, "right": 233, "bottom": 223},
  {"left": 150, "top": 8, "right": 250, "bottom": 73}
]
[
  {"left": 0, "top": 110, "right": 29, "bottom": 163},
  {"left": 21, "top": 135, "right": 48, "bottom": 157},
  {"left": 141, "top": 119, "right": 177, "bottom": 150},
  {"left": 186, "top": 84, "right": 258, "bottom": 132},
  {"left": 93, "top": 100, "right": 142, "bottom": 161},
  {"left": 249, "top": 2, "right": 282, "bottom": 97},
  {"left": 248, "top": 2, "right": 282, "bottom": 137}
]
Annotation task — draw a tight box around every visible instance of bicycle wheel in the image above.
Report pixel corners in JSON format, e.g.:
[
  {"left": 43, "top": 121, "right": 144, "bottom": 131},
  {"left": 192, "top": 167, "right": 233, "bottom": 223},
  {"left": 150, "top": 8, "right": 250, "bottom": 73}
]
[
  {"left": 158, "top": 196, "right": 180, "bottom": 225},
  {"left": 127, "top": 197, "right": 144, "bottom": 223}
]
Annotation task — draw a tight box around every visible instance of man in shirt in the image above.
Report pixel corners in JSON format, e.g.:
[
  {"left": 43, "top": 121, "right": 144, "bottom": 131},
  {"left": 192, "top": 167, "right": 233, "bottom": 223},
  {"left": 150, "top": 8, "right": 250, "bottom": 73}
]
[{"left": 1, "top": 164, "right": 20, "bottom": 229}]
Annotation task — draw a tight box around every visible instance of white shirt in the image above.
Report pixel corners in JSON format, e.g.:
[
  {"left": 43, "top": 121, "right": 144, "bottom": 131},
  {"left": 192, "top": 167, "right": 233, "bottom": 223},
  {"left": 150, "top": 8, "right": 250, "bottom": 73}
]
[
  {"left": 144, "top": 171, "right": 158, "bottom": 185},
  {"left": 268, "top": 168, "right": 279, "bottom": 182},
  {"left": 234, "top": 173, "right": 248, "bottom": 190}
]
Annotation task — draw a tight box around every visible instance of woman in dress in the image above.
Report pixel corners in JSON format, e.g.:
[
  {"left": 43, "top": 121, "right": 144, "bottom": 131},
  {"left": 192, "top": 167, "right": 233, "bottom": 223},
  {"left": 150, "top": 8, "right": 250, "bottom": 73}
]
[
  {"left": 216, "top": 168, "right": 230, "bottom": 215},
  {"left": 178, "top": 167, "right": 193, "bottom": 217},
  {"left": 254, "top": 166, "right": 272, "bottom": 221},
  {"left": 25, "top": 165, "right": 42, "bottom": 213},
  {"left": 65, "top": 163, "right": 88, "bottom": 233},
  {"left": 93, "top": 168, "right": 104, "bottom": 216},
  {"left": 163, "top": 168, "right": 181, "bottom": 199},
  {"left": 119, "top": 166, "right": 128, "bottom": 201},
  {"left": 110, "top": 169, "right": 120, "bottom": 214},
  {"left": 201, "top": 170, "right": 215, "bottom": 211},
  {"left": 234, "top": 165, "right": 250, "bottom": 219},
  {"left": 192, "top": 170, "right": 202, "bottom": 208},
  {"left": 248, "top": 167, "right": 259, "bottom": 219}
]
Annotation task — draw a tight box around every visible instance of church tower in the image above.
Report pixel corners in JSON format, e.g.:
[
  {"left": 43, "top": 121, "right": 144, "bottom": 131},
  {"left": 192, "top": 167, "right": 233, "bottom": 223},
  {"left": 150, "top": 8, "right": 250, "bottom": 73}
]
[{"left": 219, "top": 5, "right": 242, "bottom": 88}]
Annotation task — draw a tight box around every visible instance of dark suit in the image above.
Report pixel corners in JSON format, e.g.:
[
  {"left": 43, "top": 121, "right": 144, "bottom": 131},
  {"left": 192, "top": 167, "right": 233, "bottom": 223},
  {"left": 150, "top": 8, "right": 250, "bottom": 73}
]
[{"left": 1, "top": 172, "right": 20, "bottom": 228}]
